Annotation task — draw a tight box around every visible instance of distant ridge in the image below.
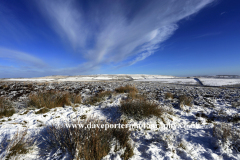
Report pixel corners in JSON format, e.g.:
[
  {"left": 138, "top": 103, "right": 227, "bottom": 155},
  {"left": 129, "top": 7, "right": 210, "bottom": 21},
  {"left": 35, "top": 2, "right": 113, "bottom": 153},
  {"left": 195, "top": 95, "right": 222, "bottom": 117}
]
[{"left": 1, "top": 74, "right": 176, "bottom": 82}]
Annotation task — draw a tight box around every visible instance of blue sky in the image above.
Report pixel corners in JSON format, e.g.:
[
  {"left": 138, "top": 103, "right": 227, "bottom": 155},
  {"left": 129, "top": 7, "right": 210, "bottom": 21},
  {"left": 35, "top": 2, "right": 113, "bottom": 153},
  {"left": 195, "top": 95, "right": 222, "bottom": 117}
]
[{"left": 0, "top": 0, "right": 239, "bottom": 78}]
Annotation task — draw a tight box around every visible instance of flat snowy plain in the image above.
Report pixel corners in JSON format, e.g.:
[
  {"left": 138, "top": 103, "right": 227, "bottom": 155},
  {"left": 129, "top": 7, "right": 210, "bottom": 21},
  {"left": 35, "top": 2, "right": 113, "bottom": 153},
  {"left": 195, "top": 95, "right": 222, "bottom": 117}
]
[{"left": 199, "top": 78, "right": 240, "bottom": 86}]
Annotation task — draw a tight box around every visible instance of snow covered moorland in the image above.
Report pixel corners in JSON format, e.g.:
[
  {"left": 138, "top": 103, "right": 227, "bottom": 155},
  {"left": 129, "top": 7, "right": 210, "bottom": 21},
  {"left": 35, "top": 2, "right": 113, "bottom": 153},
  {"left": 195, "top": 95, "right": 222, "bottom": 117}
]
[
  {"left": 199, "top": 78, "right": 240, "bottom": 87},
  {"left": 3, "top": 74, "right": 240, "bottom": 87},
  {"left": 0, "top": 76, "right": 240, "bottom": 159}
]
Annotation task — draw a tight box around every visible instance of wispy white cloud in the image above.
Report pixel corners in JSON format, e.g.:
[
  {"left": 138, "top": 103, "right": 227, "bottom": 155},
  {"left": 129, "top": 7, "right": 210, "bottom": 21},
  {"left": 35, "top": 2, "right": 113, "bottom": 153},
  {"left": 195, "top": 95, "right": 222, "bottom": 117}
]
[
  {"left": 195, "top": 32, "right": 221, "bottom": 38},
  {"left": 37, "top": 0, "right": 215, "bottom": 69},
  {"left": 0, "top": 48, "right": 48, "bottom": 68},
  {"left": 0, "top": 0, "right": 217, "bottom": 78},
  {"left": 221, "top": 12, "right": 226, "bottom": 15},
  {"left": 0, "top": 47, "right": 100, "bottom": 78}
]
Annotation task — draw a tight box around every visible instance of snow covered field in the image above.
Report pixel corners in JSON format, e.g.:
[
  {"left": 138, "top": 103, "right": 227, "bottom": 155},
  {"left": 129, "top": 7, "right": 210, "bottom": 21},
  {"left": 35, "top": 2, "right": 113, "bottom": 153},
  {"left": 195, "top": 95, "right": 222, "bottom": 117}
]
[
  {"left": 199, "top": 78, "right": 240, "bottom": 86},
  {"left": 1, "top": 78, "right": 56, "bottom": 82},
  {"left": 0, "top": 80, "right": 240, "bottom": 159},
  {"left": 135, "top": 78, "right": 197, "bottom": 85}
]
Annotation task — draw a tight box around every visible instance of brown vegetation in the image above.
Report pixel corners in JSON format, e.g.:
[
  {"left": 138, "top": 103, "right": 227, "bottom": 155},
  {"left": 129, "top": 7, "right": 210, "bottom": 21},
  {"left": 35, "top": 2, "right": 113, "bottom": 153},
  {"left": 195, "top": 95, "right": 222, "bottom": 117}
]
[
  {"left": 165, "top": 92, "right": 173, "bottom": 99},
  {"left": 5, "top": 130, "right": 32, "bottom": 160},
  {"left": 0, "top": 97, "right": 15, "bottom": 118},
  {"left": 115, "top": 85, "right": 143, "bottom": 100},
  {"left": 85, "top": 91, "right": 113, "bottom": 105},
  {"left": 115, "top": 85, "right": 138, "bottom": 93},
  {"left": 120, "top": 98, "right": 163, "bottom": 120},
  {"left": 41, "top": 119, "right": 133, "bottom": 159},
  {"left": 28, "top": 91, "right": 81, "bottom": 109},
  {"left": 178, "top": 95, "right": 193, "bottom": 107},
  {"left": 213, "top": 122, "right": 240, "bottom": 152}
]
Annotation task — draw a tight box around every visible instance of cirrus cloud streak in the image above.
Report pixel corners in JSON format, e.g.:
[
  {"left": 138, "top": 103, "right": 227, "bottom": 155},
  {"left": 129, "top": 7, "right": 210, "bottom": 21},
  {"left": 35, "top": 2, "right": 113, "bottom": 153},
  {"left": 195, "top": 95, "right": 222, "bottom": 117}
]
[{"left": 38, "top": 0, "right": 215, "bottom": 69}]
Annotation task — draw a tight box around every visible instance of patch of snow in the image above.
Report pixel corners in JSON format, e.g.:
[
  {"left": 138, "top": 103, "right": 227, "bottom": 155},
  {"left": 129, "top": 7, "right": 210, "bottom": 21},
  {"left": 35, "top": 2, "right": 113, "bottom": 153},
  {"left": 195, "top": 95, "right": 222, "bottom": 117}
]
[
  {"left": 199, "top": 78, "right": 240, "bottom": 86},
  {"left": 3, "top": 78, "right": 55, "bottom": 82},
  {"left": 135, "top": 78, "right": 197, "bottom": 85}
]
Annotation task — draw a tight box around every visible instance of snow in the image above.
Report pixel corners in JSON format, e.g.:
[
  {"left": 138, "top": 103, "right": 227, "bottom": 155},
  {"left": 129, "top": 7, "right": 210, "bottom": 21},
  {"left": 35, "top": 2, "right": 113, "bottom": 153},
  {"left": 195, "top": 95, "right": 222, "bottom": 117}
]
[
  {"left": 93, "top": 76, "right": 114, "bottom": 80},
  {"left": 129, "top": 74, "right": 175, "bottom": 80},
  {"left": 1, "top": 92, "right": 240, "bottom": 159},
  {"left": 1, "top": 79, "right": 240, "bottom": 159},
  {"left": 199, "top": 78, "right": 240, "bottom": 86},
  {"left": 2, "top": 78, "right": 55, "bottom": 82},
  {"left": 135, "top": 78, "right": 197, "bottom": 85},
  {"left": 57, "top": 77, "right": 96, "bottom": 82}
]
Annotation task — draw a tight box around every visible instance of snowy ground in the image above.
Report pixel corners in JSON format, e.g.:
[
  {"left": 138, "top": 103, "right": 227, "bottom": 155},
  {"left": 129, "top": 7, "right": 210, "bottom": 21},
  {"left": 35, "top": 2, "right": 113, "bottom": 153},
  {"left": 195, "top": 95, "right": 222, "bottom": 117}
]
[
  {"left": 0, "top": 80, "right": 240, "bottom": 159},
  {"left": 199, "top": 78, "right": 240, "bottom": 86},
  {"left": 1, "top": 94, "right": 239, "bottom": 159},
  {"left": 135, "top": 78, "right": 197, "bottom": 85},
  {"left": 1, "top": 78, "right": 56, "bottom": 82}
]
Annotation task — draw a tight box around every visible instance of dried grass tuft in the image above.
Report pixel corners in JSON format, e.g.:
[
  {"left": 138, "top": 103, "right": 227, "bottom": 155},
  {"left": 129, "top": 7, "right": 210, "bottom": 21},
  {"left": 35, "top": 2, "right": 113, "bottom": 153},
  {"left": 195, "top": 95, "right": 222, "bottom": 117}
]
[
  {"left": 4, "top": 130, "right": 33, "bottom": 160},
  {"left": 165, "top": 92, "right": 173, "bottom": 99},
  {"left": 40, "top": 118, "right": 133, "bottom": 159},
  {"left": 115, "top": 85, "right": 138, "bottom": 93},
  {"left": 28, "top": 91, "right": 81, "bottom": 109},
  {"left": 0, "top": 97, "right": 15, "bottom": 118},
  {"left": 120, "top": 98, "right": 163, "bottom": 120},
  {"left": 178, "top": 95, "right": 193, "bottom": 107}
]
